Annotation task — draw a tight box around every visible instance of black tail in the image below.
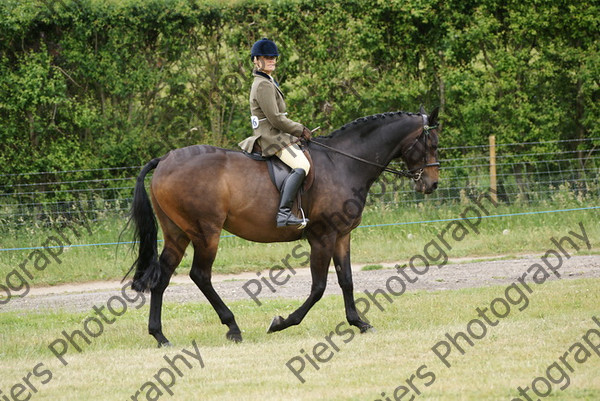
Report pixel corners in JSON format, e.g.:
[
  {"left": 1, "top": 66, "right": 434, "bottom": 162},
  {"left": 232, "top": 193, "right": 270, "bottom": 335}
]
[{"left": 123, "top": 158, "right": 161, "bottom": 292}]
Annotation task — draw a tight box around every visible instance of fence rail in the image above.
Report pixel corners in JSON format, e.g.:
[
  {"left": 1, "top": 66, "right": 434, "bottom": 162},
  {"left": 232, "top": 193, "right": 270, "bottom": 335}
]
[{"left": 1, "top": 138, "right": 599, "bottom": 229}]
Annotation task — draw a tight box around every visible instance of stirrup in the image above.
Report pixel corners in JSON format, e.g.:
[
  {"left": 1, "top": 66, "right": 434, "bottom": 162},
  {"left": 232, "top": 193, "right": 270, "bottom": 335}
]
[
  {"left": 276, "top": 212, "right": 308, "bottom": 228},
  {"left": 276, "top": 207, "right": 308, "bottom": 229},
  {"left": 298, "top": 207, "right": 308, "bottom": 229}
]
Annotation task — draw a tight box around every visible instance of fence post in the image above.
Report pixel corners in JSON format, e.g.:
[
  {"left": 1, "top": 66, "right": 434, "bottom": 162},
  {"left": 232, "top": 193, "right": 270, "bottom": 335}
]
[{"left": 489, "top": 135, "right": 497, "bottom": 203}]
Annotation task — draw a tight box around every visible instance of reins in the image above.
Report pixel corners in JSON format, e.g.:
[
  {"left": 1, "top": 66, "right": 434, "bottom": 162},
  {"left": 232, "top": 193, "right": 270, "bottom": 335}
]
[{"left": 307, "top": 124, "right": 440, "bottom": 181}]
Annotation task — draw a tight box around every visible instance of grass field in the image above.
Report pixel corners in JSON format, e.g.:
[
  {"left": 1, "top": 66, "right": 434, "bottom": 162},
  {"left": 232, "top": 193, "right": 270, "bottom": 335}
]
[
  {"left": 1, "top": 199, "right": 599, "bottom": 288},
  {"left": 1, "top": 278, "right": 599, "bottom": 400},
  {"left": 1, "top": 196, "right": 599, "bottom": 399}
]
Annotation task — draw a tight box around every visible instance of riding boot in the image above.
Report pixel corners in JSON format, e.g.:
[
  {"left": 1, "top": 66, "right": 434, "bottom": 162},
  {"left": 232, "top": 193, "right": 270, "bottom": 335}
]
[{"left": 276, "top": 168, "right": 309, "bottom": 228}]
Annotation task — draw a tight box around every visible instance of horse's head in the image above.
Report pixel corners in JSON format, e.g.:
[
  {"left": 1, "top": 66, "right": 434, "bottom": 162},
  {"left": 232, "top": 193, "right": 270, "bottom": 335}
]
[{"left": 401, "top": 107, "right": 440, "bottom": 194}]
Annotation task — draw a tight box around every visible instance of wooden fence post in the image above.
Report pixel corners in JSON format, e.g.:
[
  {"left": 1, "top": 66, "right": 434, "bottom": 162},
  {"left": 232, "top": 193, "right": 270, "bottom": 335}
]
[{"left": 489, "top": 135, "right": 498, "bottom": 203}]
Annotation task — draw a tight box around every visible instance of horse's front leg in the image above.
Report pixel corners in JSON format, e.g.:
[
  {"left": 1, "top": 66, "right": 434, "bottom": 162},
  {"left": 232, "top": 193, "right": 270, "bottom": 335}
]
[
  {"left": 267, "top": 233, "right": 335, "bottom": 333},
  {"left": 332, "top": 233, "right": 373, "bottom": 333}
]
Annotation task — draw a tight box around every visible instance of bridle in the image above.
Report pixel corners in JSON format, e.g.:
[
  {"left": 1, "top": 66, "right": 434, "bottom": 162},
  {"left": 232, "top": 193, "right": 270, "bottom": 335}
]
[{"left": 308, "top": 115, "right": 440, "bottom": 181}]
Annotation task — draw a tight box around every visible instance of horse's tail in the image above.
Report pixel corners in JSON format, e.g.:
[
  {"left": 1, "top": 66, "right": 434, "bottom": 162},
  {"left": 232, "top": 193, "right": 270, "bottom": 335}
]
[{"left": 122, "top": 158, "right": 161, "bottom": 292}]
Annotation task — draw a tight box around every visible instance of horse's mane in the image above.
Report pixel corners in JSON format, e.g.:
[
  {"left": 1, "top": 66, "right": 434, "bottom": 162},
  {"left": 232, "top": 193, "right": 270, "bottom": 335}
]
[{"left": 315, "top": 111, "right": 418, "bottom": 140}]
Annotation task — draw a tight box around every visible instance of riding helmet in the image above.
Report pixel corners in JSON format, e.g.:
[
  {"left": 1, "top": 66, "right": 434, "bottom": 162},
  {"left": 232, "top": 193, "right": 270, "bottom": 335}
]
[{"left": 250, "top": 38, "right": 279, "bottom": 59}]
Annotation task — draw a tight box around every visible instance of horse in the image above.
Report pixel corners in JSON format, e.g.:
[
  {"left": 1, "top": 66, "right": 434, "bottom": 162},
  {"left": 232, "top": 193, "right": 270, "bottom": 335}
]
[{"left": 125, "top": 107, "right": 441, "bottom": 346}]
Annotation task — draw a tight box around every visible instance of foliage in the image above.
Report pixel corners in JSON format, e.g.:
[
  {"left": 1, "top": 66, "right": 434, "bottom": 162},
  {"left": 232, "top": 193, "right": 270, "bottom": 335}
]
[{"left": 0, "top": 0, "right": 598, "bottom": 187}]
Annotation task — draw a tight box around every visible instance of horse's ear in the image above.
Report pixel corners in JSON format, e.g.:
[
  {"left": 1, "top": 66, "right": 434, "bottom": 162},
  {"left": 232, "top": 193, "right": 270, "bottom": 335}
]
[
  {"left": 429, "top": 107, "right": 440, "bottom": 126},
  {"left": 419, "top": 104, "right": 426, "bottom": 115}
]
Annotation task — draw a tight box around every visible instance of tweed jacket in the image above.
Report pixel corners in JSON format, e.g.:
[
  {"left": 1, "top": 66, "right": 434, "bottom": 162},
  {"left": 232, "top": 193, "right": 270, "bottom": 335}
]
[{"left": 239, "top": 71, "right": 303, "bottom": 157}]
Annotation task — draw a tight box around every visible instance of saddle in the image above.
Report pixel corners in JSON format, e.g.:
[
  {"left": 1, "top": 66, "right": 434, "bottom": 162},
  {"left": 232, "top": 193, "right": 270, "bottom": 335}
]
[{"left": 243, "top": 143, "right": 315, "bottom": 193}]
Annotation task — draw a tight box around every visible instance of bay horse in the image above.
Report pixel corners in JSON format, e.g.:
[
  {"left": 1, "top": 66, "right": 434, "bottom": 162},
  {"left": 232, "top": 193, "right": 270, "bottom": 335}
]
[{"left": 125, "top": 107, "right": 440, "bottom": 346}]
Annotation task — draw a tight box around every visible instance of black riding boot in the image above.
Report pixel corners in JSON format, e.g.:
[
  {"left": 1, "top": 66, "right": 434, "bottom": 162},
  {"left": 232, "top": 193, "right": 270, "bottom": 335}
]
[{"left": 277, "top": 168, "right": 309, "bottom": 228}]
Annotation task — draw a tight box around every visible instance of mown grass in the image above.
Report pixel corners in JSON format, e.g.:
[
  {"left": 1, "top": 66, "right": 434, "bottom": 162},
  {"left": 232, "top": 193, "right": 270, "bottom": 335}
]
[
  {"left": 0, "top": 278, "right": 599, "bottom": 400},
  {"left": 0, "top": 199, "right": 598, "bottom": 289}
]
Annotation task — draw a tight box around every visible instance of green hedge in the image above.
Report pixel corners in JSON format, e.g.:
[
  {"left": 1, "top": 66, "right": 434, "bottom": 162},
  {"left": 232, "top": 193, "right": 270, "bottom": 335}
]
[{"left": 0, "top": 0, "right": 598, "bottom": 182}]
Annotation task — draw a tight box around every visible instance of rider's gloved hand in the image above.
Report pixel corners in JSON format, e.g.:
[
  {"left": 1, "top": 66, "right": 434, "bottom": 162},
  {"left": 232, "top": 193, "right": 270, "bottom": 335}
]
[{"left": 300, "top": 126, "right": 312, "bottom": 141}]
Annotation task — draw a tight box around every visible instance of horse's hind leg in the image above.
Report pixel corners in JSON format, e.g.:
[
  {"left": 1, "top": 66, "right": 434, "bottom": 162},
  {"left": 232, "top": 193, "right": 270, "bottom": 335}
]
[
  {"left": 149, "top": 241, "right": 188, "bottom": 346},
  {"left": 148, "top": 201, "right": 190, "bottom": 346},
  {"left": 189, "top": 230, "right": 242, "bottom": 342}
]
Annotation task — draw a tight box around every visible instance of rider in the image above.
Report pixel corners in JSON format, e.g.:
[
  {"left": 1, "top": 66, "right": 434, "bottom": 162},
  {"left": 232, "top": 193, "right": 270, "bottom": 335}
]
[{"left": 239, "top": 38, "right": 311, "bottom": 228}]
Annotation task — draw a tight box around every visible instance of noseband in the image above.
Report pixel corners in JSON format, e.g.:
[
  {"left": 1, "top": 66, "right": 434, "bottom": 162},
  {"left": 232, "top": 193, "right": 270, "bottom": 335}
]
[{"left": 309, "top": 115, "right": 440, "bottom": 181}]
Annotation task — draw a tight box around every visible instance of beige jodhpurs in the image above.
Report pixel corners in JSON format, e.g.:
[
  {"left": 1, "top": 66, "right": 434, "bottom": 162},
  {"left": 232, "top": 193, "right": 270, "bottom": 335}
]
[{"left": 276, "top": 143, "right": 310, "bottom": 174}]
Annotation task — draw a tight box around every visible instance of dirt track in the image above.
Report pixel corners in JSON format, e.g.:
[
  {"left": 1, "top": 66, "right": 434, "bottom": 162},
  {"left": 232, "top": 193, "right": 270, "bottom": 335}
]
[{"left": 3, "top": 254, "right": 599, "bottom": 313}]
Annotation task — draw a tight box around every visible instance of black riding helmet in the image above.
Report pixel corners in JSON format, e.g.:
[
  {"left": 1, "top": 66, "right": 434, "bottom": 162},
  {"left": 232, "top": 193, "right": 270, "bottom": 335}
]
[{"left": 250, "top": 38, "right": 279, "bottom": 59}]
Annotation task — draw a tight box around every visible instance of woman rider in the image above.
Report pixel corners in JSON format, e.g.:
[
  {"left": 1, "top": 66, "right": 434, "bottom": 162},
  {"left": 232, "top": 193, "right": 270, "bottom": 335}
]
[{"left": 239, "top": 38, "right": 312, "bottom": 228}]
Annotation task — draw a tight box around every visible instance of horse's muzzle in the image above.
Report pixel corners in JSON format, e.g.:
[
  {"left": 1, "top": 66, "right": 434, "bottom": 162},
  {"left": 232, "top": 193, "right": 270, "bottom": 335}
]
[{"left": 414, "top": 180, "right": 438, "bottom": 194}]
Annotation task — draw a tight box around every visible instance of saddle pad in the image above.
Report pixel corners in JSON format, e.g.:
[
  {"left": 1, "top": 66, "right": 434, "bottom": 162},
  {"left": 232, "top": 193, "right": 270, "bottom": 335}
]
[
  {"left": 267, "top": 159, "right": 292, "bottom": 192},
  {"left": 242, "top": 149, "right": 314, "bottom": 192}
]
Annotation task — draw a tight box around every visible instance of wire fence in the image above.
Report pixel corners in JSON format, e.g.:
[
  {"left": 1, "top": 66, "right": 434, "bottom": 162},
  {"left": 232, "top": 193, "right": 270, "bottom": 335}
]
[
  {"left": 1, "top": 137, "right": 599, "bottom": 229},
  {"left": 371, "top": 137, "right": 600, "bottom": 206}
]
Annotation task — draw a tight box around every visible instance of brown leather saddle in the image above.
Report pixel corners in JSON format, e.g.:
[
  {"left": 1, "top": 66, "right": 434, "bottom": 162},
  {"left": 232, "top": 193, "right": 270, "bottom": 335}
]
[{"left": 243, "top": 143, "right": 315, "bottom": 193}]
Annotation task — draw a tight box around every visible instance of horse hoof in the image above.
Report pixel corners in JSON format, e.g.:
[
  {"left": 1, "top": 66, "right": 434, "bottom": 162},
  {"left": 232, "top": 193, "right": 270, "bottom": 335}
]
[
  {"left": 226, "top": 331, "right": 243, "bottom": 343},
  {"left": 267, "top": 316, "right": 284, "bottom": 333},
  {"left": 360, "top": 324, "right": 376, "bottom": 334},
  {"left": 158, "top": 341, "right": 173, "bottom": 348}
]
